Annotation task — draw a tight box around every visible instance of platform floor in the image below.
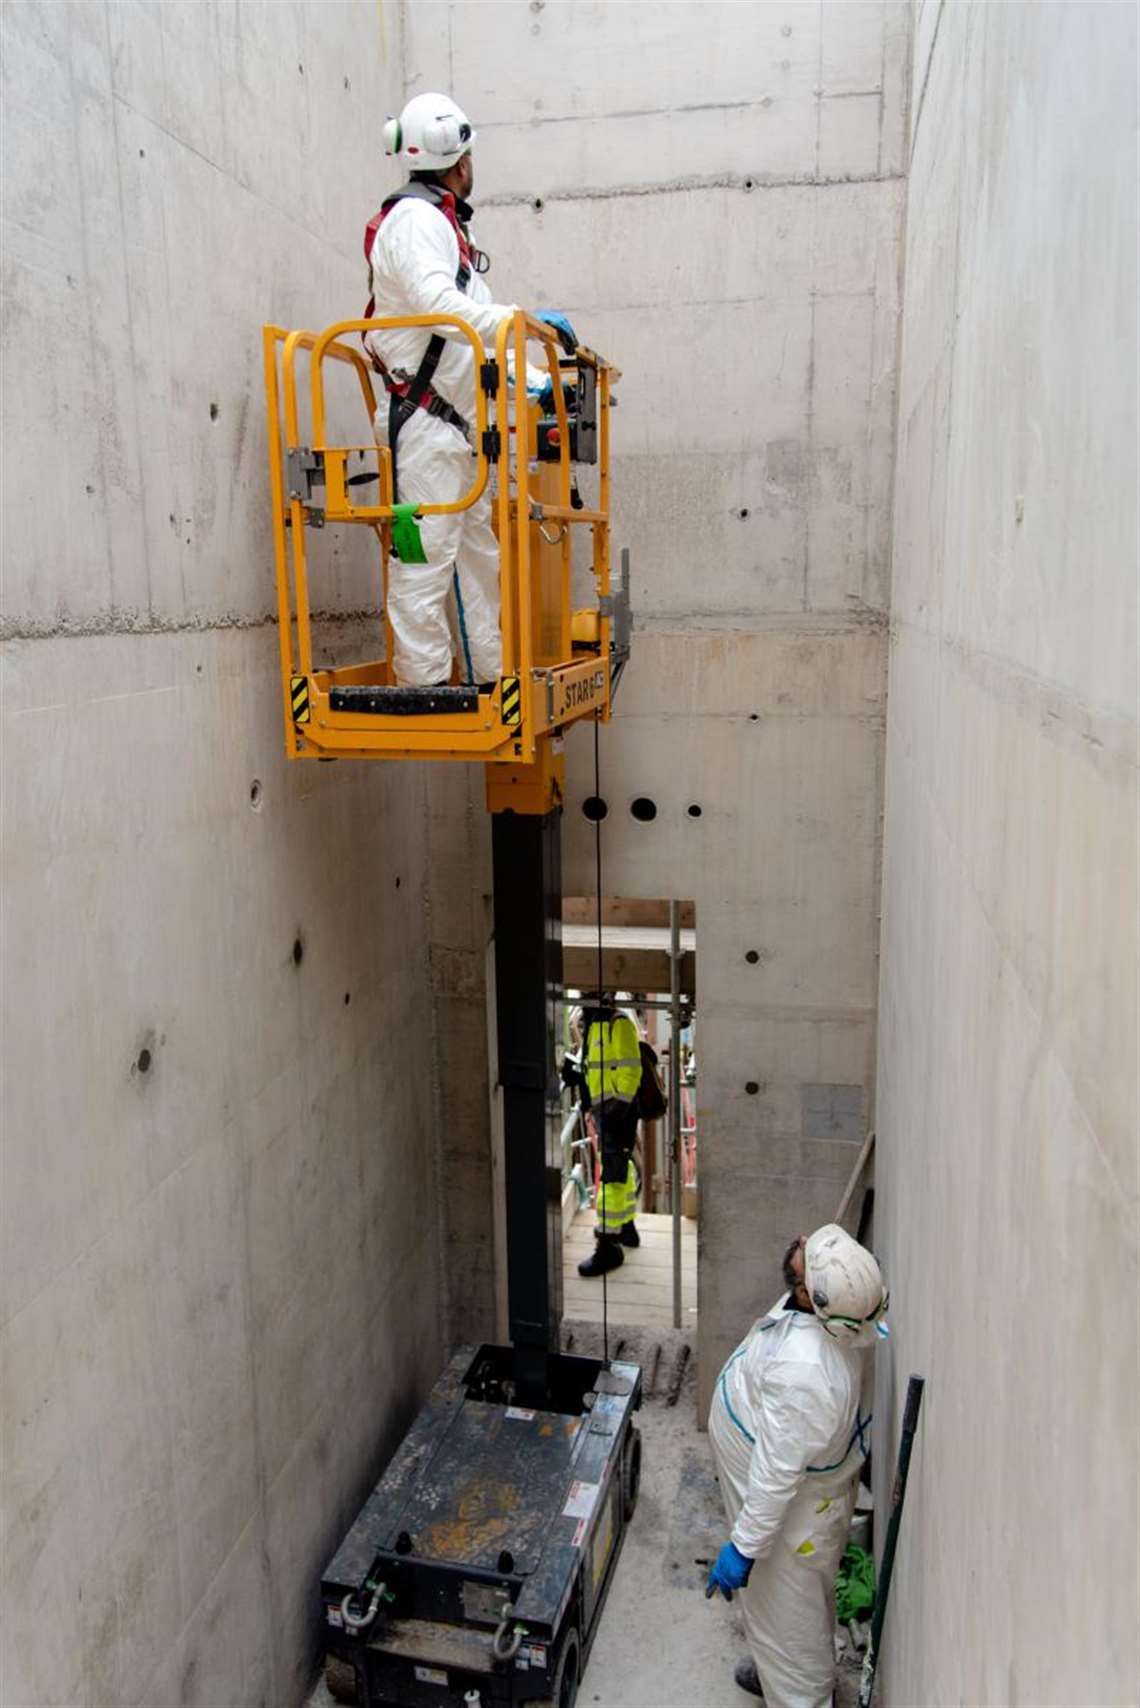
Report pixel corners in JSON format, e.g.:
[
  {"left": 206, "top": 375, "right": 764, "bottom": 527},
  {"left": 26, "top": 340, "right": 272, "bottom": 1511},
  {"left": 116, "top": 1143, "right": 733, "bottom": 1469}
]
[{"left": 562, "top": 1209, "right": 698, "bottom": 1328}]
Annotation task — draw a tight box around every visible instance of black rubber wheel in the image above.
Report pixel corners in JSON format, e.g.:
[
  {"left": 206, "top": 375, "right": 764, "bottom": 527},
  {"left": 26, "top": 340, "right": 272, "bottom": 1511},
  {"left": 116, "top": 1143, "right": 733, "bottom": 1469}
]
[
  {"left": 324, "top": 1653, "right": 358, "bottom": 1705},
  {"left": 535, "top": 1625, "right": 580, "bottom": 1708},
  {"left": 621, "top": 1425, "right": 643, "bottom": 1522}
]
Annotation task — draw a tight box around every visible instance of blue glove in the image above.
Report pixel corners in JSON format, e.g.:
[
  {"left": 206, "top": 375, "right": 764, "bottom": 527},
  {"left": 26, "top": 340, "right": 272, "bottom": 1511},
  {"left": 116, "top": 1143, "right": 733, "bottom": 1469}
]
[
  {"left": 532, "top": 378, "right": 576, "bottom": 413},
  {"left": 705, "top": 1540, "right": 753, "bottom": 1602},
  {"left": 536, "top": 310, "right": 578, "bottom": 354}
]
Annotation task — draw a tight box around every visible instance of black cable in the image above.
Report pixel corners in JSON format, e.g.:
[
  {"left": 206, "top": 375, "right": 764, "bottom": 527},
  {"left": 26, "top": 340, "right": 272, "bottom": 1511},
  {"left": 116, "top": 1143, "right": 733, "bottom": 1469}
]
[{"left": 593, "top": 712, "right": 608, "bottom": 1365}]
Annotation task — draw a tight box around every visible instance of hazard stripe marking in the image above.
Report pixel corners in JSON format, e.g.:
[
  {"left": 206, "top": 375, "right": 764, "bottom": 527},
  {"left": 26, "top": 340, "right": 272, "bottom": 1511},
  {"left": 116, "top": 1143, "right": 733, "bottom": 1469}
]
[
  {"left": 290, "top": 675, "right": 311, "bottom": 724},
  {"left": 501, "top": 675, "right": 521, "bottom": 726}
]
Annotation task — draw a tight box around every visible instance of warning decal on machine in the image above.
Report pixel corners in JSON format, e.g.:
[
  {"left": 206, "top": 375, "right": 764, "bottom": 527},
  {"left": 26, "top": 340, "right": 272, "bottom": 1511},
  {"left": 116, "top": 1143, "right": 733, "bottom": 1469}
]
[
  {"left": 590, "top": 1488, "right": 616, "bottom": 1592},
  {"left": 414, "top": 1665, "right": 448, "bottom": 1685},
  {"left": 500, "top": 675, "right": 521, "bottom": 725},
  {"left": 505, "top": 1406, "right": 536, "bottom": 1421},
  {"left": 562, "top": 1480, "right": 600, "bottom": 1521}
]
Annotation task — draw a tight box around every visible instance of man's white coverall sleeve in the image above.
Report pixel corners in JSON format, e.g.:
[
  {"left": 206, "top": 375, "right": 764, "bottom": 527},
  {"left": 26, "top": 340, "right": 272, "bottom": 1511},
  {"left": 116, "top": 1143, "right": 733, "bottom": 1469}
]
[{"left": 730, "top": 1366, "right": 843, "bottom": 1560}]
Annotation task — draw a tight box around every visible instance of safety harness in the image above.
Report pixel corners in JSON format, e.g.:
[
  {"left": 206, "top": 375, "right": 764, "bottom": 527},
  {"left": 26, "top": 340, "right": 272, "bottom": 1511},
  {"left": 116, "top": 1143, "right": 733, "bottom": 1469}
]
[{"left": 362, "top": 181, "right": 484, "bottom": 501}]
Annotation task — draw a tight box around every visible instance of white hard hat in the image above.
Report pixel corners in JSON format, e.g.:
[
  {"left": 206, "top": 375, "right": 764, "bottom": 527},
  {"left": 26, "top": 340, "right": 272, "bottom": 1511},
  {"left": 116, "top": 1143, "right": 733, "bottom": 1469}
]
[
  {"left": 803, "top": 1224, "right": 889, "bottom": 1344},
  {"left": 382, "top": 93, "right": 475, "bottom": 171}
]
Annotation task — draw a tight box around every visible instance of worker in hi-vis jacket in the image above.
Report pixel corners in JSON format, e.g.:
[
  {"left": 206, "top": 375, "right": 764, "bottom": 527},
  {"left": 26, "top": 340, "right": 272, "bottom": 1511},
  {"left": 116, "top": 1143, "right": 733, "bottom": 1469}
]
[
  {"left": 362, "top": 92, "right": 576, "bottom": 687},
  {"left": 706, "top": 1225, "right": 889, "bottom": 1707},
  {"left": 563, "top": 999, "right": 643, "bottom": 1276}
]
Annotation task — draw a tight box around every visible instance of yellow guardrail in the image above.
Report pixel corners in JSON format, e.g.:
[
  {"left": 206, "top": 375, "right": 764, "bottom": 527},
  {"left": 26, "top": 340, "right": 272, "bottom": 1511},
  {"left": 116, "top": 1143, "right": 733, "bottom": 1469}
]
[{"left": 263, "top": 310, "right": 623, "bottom": 777}]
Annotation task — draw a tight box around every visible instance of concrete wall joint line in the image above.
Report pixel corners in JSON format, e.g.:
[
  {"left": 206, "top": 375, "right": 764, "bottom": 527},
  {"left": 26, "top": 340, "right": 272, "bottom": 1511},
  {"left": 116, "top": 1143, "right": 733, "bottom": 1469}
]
[
  {"left": 107, "top": 88, "right": 359, "bottom": 268},
  {"left": 814, "top": 0, "right": 825, "bottom": 181},
  {"left": 616, "top": 710, "right": 886, "bottom": 730},
  {"left": 0, "top": 608, "right": 377, "bottom": 643},
  {"left": 134, "top": 1501, "right": 271, "bottom": 1708},
  {"left": 699, "top": 1000, "right": 877, "bottom": 1026},
  {"left": 477, "top": 92, "right": 884, "bottom": 132},
  {"left": 591, "top": 287, "right": 880, "bottom": 314},
  {"left": 67, "top": 6, "right": 117, "bottom": 611},
  {"left": 804, "top": 290, "right": 817, "bottom": 612},
  {"left": 421, "top": 789, "right": 451, "bottom": 1361},
  {"left": 0, "top": 1113, "right": 234, "bottom": 1337},
  {"left": 634, "top": 610, "right": 890, "bottom": 635},
  {"left": 232, "top": 1109, "right": 279, "bottom": 1705},
  {"left": 480, "top": 170, "right": 907, "bottom": 209},
  {"left": 103, "top": 4, "right": 154, "bottom": 618},
  {"left": 892, "top": 619, "right": 1139, "bottom": 774},
  {"left": 877, "top": 5, "right": 887, "bottom": 181},
  {"left": 905, "top": 745, "right": 1138, "bottom": 1233},
  {"left": 908, "top": 0, "right": 946, "bottom": 166}
]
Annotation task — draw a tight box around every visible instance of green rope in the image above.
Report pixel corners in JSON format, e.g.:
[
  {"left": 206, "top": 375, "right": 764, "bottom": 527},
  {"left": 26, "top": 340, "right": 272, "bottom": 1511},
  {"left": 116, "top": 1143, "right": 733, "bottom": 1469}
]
[{"left": 835, "top": 1545, "right": 876, "bottom": 1624}]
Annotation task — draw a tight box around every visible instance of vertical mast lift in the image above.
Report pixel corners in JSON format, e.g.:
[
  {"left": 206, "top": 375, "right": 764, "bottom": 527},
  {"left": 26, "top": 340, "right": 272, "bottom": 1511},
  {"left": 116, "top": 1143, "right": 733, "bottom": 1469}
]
[{"left": 264, "top": 312, "right": 639, "bottom": 1708}]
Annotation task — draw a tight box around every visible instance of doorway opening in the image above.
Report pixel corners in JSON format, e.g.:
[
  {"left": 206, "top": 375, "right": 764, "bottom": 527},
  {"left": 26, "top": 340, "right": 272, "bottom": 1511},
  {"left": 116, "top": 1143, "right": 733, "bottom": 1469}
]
[{"left": 558, "top": 898, "right": 697, "bottom": 1334}]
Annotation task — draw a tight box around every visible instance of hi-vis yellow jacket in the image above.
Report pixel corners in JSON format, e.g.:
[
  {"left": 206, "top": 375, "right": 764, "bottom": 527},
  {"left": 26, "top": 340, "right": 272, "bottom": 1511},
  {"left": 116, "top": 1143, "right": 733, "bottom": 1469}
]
[{"left": 584, "top": 1013, "right": 642, "bottom": 1105}]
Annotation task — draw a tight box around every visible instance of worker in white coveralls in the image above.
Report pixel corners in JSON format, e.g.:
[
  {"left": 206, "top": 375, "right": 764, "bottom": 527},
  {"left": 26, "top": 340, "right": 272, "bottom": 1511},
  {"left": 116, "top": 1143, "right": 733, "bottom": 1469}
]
[
  {"left": 706, "top": 1225, "right": 889, "bottom": 1706},
  {"left": 362, "top": 92, "right": 576, "bottom": 686}
]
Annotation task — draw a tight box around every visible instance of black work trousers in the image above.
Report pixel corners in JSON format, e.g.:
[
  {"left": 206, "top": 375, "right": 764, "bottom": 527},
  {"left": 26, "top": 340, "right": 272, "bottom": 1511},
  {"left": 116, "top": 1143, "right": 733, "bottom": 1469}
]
[{"left": 595, "top": 1098, "right": 640, "bottom": 1235}]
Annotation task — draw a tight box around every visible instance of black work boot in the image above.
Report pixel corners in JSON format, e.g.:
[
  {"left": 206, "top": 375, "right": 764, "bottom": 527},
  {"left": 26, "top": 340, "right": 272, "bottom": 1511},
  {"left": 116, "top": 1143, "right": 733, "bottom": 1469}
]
[
  {"left": 577, "top": 1235, "right": 624, "bottom": 1277},
  {"left": 733, "top": 1657, "right": 763, "bottom": 1698},
  {"left": 619, "top": 1220, "right": 640, "bottom": 1248}
]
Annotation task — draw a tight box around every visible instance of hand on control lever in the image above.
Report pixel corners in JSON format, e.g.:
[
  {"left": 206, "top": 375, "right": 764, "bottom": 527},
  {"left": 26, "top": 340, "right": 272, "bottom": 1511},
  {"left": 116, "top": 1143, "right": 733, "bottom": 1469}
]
[{"left": 533, "top": 377, "right": 577, "bottom": 414}]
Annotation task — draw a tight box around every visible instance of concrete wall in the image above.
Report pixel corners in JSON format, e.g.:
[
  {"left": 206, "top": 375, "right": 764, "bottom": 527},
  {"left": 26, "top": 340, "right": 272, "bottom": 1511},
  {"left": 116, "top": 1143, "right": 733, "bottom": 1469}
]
[
  {"left": 875, "top": 3, "right": 1138, "bottom": 1702},
  {"left": 404, "top": 1, "right": 910, "bottom": 1408},
  {"left": 1, "top": 6, "right": 449, "bottom": 1705}
]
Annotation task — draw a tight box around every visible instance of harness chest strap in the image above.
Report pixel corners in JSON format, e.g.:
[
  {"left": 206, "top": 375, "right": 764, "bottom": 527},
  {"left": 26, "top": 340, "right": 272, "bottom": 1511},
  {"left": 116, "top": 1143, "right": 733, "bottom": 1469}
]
[{"left": 362, "top": 181, "right": 476, "bottom": 445}]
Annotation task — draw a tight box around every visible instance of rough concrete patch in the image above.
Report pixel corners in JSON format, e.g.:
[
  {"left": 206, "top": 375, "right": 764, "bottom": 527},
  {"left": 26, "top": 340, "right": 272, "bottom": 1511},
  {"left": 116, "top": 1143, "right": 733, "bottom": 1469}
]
[
  {"left": 801, "top": 1082, "right": 864, "bottom": 1141},
  {"left": 427, "top": 943, "right": 484, "bottom": 1000},
  {"left": 766, "top": 436, "right": 806, "bottom": 494}
]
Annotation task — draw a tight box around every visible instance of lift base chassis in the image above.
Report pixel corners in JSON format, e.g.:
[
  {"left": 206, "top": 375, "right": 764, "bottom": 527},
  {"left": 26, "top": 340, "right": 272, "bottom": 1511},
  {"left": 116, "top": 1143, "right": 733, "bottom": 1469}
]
[{"left": 321, "top": 1345, "right": 643, "bottom": 1707}]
